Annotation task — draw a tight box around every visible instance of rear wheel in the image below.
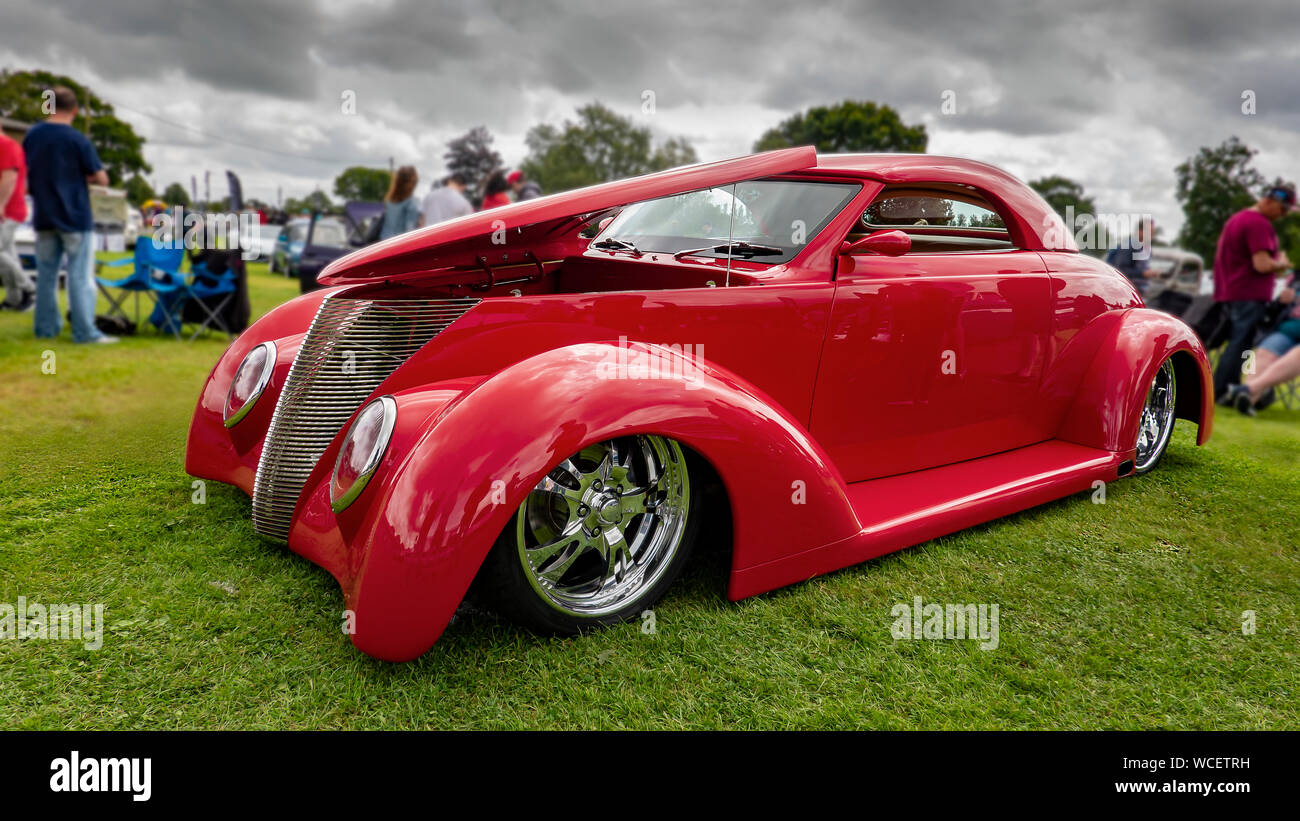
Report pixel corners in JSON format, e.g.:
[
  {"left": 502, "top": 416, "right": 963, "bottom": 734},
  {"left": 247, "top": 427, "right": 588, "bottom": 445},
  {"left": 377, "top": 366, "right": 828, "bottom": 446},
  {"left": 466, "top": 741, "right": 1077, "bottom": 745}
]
[
  {"left": 477, "top": 435, "right": 699, "bottom": 634},
  {"left": 1134, "top": 358, "right": 1177, "bottom": 474}
]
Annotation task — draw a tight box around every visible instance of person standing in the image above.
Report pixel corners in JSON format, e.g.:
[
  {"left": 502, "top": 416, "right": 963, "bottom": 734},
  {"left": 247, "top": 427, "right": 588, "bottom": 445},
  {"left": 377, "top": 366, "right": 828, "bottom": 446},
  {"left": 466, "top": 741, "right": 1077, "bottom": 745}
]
[
  {"left": 507, "top": 169, "right": 542, "bottom": 201},
  {"left": 24, "top": 86, "right": 115, "bottom": 343},
  {"left": 418, "top": 173, "right": 473, "bottom": 227},
  {"left": 1213, "top": 180, "right": 1295, "bottom": 400},
  {"left": 379, "top": 165, "right": 420, "bottom": 240},
  {"left": 1105, "top": 216, "right": 1154, "bottom": 295},
  {"left": 479, "top": 170, "right": 511, "bottom": 210},
  {"left": 0, "top": 129, "right": 34, "bottom": 311}
]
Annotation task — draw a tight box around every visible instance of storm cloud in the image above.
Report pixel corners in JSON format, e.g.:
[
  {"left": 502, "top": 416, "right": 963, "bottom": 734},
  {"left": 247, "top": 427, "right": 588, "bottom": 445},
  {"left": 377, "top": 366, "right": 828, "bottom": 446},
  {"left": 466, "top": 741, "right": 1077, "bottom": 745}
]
[{"left": 1, "top": 0, "right": 1297, "bottom": 233}]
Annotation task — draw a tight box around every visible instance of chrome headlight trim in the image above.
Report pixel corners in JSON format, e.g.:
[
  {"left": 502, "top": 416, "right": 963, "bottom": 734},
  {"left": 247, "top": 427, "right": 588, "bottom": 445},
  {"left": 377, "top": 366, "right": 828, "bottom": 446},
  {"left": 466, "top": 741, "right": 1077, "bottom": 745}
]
[
  {"left": 330, "top": 395, "right": 398, "bottom": 513},
  {"left": 223, "top": 341, "right": 277, "bottom": 429}
]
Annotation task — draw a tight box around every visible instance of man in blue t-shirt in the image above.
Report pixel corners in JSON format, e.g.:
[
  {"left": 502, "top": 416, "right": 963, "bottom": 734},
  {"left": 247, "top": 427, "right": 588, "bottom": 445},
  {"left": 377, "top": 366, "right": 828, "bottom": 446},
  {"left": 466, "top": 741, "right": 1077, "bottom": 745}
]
[{"left": 23, "top": 86, "right": 115, "bottom": 343}]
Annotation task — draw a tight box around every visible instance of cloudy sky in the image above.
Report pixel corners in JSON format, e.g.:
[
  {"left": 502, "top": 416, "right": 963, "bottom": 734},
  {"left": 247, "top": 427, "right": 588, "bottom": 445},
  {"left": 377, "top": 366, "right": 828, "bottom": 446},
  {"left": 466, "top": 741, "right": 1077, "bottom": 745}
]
[{"left": 2, "top": 0, "right": 1298, "bottom": 235}]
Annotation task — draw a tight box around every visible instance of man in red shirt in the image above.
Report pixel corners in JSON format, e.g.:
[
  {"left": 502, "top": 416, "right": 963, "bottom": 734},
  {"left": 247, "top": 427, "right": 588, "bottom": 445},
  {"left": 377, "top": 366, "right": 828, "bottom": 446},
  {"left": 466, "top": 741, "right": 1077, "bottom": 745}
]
[
  {"left": 0, "top": 130, "right": 34, "bottom": 311},
  {"left": 1212, "top": 180, "right": 1295, "bottom": 399}
]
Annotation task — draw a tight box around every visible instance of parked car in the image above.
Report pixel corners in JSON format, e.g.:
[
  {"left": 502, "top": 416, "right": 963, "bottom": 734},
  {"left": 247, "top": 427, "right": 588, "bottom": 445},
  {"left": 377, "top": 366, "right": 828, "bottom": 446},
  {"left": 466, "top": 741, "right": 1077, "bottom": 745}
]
[
  {"left": 14, "top": 195, "right": 35, "bottom": 269},
  {"left": 247, "top": 223, "right": 282, "bottom": 263},
  {"left": 295, "top": 201, "right": 383, "bottom": 294},
  {"left": 187, "top": 148, "right": 1213, "bottom": 661},
  {"left": 268, "top": 217, "right": 309, "bottom": 276},
  {"left": 124, "top": 208, "right": 144, "bottom": 248},
  {"left": 1144, "top": 246, "right": 1206, "bottom": 316}
]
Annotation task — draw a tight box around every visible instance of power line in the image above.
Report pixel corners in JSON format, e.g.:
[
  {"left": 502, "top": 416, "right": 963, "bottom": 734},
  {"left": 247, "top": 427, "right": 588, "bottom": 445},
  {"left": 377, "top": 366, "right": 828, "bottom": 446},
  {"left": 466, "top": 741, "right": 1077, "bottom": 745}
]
[{"left": 107, "top": 98, "right": 366, "bottom": 167}]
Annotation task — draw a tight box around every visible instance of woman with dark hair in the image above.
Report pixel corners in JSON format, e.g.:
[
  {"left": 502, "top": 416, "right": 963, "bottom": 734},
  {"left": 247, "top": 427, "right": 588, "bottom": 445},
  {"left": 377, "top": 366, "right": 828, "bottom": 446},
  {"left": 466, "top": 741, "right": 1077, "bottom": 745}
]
[
  {"left": 479, "top": 170, "right": 512, "bottom": 210},
  {"left": 380, "top": 165, "right": 420, "bottom": 239}
]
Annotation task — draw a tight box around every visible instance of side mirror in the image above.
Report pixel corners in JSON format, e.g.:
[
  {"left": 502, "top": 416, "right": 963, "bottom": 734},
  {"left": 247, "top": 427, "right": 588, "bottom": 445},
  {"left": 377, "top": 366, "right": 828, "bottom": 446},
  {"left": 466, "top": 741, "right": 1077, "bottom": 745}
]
[
  {"left": 596, "top": 216, "right": 615, "bottom": 233},
  {"left": 842, "top": 229, "right": 911, "bottom": 257}
]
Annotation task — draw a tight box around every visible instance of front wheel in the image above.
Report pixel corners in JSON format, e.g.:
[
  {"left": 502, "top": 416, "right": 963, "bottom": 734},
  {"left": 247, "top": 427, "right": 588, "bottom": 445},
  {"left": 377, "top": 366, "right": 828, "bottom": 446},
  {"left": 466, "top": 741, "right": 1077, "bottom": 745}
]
[
  {"left": 476, "top": 435, "right": 700, "bottom": 635},
  {"left": 1134, "top": 358, "right": 1177, "bottom": 474}
]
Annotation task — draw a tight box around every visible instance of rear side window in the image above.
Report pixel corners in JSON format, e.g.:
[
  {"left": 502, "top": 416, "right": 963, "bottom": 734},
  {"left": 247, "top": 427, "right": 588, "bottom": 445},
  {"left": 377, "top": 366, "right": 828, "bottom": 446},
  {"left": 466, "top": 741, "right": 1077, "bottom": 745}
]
[{"left": 858, "top": 187, "right": 1015, "bottom": 253}]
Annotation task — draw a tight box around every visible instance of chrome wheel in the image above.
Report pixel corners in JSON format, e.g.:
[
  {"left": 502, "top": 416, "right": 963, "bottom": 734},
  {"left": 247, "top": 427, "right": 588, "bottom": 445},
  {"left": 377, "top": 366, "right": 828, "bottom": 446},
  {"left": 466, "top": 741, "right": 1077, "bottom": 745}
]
[
  {"left": 1135, "top": 359, "right": 1176, "bottom": 473},
  {"left": 513, "top": 435, "right": 691, "bottom": 617}
]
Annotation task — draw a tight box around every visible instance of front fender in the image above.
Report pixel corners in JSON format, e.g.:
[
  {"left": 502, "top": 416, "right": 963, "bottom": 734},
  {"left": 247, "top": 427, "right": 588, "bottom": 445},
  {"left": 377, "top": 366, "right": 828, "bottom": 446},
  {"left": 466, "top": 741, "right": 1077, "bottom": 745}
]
[
  {"left": 310, "top": 341, "right": 860, "bottom": 661},
  {"left": 1057, "top": 308, "right": 1213, "bottom": 454}
]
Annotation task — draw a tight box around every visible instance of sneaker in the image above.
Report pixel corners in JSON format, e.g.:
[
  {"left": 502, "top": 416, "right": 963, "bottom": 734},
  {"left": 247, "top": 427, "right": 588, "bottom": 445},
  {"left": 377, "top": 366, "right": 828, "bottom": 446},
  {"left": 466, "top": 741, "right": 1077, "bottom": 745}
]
[
  {"left": 16, "top": 292, "right": 35, "bottom": 312},
  {"left": 90, "top": 335, "right": 120, "bottom": 345},
  {"left": 1216, "top": 386, "right": 1239, "bottom": 406},
  {"left": 1232, "top": 386, "right": 1257, "bottom": 417}
]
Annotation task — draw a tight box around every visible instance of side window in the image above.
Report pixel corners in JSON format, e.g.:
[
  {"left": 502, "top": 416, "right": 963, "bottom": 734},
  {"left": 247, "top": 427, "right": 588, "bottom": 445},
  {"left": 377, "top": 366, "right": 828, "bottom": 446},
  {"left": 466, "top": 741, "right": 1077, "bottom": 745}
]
[{"left": 858, "top": 188, "right": 1015, "bottom": 253}]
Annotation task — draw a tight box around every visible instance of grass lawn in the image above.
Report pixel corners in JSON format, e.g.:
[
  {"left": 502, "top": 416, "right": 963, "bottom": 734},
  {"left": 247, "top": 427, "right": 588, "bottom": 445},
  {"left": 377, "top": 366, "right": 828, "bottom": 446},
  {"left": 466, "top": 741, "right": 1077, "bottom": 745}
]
[{"left": 0, "top": 255, "right": 1296, "bottom": 730}]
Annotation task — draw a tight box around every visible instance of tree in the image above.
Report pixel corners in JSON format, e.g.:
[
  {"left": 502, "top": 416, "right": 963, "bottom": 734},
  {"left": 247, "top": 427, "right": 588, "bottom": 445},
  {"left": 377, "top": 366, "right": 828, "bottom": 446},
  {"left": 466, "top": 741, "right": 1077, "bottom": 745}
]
[
  {"left": 1175, "top": 136, "right": 1265, "bottom": 261},
  {"left": 161, "top": 182, "right": 190, "bottom": 207},
  {"left": 0, "top": 69, "right": 151, "bottom": 185},
  {"left": 1028, "top": 175, "right": 1097, "bottom": 222},
  {"left": 333, "top": 166, "right": 391, "bottom": 202},
  {"left": 444, "top": 126, "right": 502, "bottom": 202},
  {"left": 284, "top": 190, "right": 333, "bottom": 215},
  {"left": 520, "top": 102, "right": 699, "bottom": 194},
  {"left": 753, "top": 100, "right": 927, "bottom": 154},
  {"left": 122, "top": 174, "right": 155, "bottom": 207}
]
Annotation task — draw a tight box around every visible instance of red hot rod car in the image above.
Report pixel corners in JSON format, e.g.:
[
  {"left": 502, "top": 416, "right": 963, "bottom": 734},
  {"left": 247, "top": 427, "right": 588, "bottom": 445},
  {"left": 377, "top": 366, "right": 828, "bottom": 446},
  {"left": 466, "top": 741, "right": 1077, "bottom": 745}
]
[{"left": 187, "top": 147, "right": 1212, "bottom": 661}]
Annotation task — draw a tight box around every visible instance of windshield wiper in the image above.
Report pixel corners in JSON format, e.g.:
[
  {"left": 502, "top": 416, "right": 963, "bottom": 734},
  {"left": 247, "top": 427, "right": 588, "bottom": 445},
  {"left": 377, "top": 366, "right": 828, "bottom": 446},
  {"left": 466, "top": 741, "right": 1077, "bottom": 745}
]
[
  {"left": 591, "top": 237, "right": 643, "bottom": 256},
  {"left": 672, "top": 241, "right": 785, "bottom": 260}
]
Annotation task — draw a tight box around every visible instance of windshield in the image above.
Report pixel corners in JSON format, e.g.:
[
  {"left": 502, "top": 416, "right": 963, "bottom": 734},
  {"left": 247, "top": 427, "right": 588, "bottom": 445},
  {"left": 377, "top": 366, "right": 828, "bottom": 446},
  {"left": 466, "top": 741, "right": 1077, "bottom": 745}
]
[
  {"left": 595, "top": 180, "right": 859, "bottom": 263},
  {"left": 309, "top": 220, "right": 349, "bottom": 248}
]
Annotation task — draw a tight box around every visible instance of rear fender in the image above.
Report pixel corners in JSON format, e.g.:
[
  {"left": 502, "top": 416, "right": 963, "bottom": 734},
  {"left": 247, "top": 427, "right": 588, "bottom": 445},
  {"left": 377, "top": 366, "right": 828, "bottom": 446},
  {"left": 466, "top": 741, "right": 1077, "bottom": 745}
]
[{"left": 1057, "top": 308, "right": 1212, "bottom": 453}]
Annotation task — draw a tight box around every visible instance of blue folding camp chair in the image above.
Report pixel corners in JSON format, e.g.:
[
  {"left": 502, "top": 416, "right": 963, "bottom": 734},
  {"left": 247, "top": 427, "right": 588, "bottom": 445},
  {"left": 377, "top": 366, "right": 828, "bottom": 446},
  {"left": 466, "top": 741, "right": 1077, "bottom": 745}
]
[
  {"left": 180, "top": 259, "right": 239, "bottom": 341},
  {"left": 96, "top": 242, "right": 187, "bottom": 332}
]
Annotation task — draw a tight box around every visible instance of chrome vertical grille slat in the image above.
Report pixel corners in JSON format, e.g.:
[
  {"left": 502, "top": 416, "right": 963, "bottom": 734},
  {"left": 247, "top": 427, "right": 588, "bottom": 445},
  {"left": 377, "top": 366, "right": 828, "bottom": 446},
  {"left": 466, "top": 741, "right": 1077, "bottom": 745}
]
[{"left": 250, "top": 295, "right": 479, "bottom": 540}]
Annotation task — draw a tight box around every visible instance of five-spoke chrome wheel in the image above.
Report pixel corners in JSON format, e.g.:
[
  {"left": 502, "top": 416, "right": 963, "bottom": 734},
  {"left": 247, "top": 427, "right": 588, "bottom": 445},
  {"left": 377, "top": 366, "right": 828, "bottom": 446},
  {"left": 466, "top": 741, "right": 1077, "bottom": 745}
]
[
  {"left": 478, "top": 435, "right": 698, "bottom": 632},
  {"left": 1134, "top": 358, "right": 1176, "bottom": 474}
]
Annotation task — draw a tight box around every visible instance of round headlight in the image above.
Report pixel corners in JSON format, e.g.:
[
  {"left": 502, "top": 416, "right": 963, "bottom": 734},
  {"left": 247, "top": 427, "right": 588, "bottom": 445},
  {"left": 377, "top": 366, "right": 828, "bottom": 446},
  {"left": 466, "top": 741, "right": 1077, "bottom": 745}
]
[
  {"left": 223, "top": 341, "right": 276, "bottom": 428},
  {"left": 330, "top": 396, "right": 397, "bottom": 513}
]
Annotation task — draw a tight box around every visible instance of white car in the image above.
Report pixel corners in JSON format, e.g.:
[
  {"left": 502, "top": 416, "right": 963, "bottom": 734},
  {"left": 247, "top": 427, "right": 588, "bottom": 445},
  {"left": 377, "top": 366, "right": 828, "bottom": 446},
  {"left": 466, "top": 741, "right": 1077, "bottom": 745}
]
[
  {"left": 124, "top": 208, "right": 143, "bottom": 248},
  {"left": 14, "top": 195, "right": 35, "bottom": 269}
]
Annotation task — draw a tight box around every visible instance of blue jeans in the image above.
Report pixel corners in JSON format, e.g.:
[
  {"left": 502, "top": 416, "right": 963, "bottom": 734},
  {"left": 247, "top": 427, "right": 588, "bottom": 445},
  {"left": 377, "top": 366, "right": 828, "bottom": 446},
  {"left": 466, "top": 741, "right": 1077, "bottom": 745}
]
[
  {"left": 1212, "top": 299, "right": 1268, "bottom": 398},
  {"left": 35, "top": 230, "right": 101, "bottom": 343}
]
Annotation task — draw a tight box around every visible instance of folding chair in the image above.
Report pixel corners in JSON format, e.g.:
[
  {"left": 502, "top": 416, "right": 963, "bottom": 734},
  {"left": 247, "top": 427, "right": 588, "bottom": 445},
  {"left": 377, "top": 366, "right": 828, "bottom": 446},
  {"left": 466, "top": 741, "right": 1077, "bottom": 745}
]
[
  {"left": 96, "top": 243, "right": 187, "bottom": 330},
  {"left": 181, "top": 260, "right": 238, "bottom": 341},
  {"left": 143, "top": 267, "right": 190, "bottom": 339},
  {"left": 1277, "top": 376, "right": 1300, "bottom": 410}
]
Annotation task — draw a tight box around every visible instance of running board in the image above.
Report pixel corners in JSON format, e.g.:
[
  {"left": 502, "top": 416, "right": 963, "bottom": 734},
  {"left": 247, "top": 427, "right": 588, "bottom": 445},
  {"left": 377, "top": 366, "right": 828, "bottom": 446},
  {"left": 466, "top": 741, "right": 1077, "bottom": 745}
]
[{"left": 729, "top": 440, "right": 1128, "bottom": 600}]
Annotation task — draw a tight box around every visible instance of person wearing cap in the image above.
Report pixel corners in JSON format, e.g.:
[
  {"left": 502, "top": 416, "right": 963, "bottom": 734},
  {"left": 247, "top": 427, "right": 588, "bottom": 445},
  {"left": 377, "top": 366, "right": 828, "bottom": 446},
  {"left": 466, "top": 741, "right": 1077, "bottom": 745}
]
[
  {"left": 1212, "top": 179, "right": 1295, "bottom": 401},
  {"left": 507, "top": 169, "right": 542, "bottom": 201}
]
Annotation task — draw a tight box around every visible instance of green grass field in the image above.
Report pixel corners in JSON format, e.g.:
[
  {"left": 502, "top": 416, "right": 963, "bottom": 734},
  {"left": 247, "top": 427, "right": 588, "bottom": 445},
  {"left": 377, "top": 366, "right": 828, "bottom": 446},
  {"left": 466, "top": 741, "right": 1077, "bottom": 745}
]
[{"left": 1, "top": 256, "right": 1296, "bottom": 729}]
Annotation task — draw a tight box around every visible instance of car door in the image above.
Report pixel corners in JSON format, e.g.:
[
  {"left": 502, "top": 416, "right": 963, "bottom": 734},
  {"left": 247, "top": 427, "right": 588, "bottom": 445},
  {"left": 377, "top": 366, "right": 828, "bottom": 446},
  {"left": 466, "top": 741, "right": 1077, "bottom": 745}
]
[{"left": 809, "top": 189, "right": 1054, "bottom": 483}]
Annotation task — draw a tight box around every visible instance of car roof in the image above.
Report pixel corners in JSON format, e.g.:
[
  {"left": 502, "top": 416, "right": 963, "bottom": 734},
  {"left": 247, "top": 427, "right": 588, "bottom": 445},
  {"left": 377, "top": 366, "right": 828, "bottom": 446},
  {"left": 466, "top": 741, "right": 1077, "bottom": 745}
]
[{"left": 1150, "top": 246, "right": 1203, "bottom": 264}]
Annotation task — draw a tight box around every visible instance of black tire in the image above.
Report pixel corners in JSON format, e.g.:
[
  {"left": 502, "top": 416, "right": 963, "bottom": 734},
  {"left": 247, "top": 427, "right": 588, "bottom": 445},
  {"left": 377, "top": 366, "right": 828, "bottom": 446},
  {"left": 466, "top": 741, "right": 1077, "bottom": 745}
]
[{"left": 475, "top": 436, "right": 702, "bottom": 635}]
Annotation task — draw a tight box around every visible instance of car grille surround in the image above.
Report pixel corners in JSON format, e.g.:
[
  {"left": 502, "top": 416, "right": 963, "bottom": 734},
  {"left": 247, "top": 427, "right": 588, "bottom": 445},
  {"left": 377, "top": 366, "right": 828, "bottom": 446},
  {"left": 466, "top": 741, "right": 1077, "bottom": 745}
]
[{"left": 250, "top": 295, "right": 480, "bottom": 541}]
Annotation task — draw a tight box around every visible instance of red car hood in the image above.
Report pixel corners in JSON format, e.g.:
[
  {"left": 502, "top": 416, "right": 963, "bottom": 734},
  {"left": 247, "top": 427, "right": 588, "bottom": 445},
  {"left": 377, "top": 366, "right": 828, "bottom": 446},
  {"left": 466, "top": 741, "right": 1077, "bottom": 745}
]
[{"left": 318, "top": 146, "right": 818, "bottom": 286}]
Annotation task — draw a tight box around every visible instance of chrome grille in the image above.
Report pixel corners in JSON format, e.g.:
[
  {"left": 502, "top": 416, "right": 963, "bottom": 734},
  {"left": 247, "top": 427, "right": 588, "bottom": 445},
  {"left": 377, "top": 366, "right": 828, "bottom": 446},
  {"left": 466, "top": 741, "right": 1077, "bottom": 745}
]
[{"left": 251, "top": 295, "right": 480, "bottom": 540}]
